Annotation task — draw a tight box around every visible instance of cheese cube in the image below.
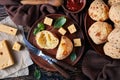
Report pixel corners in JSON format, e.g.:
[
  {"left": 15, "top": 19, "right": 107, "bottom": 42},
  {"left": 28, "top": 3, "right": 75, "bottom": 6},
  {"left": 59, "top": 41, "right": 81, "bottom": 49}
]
[
  {"left": 58, "top": 27, "right": 67, "bottom": 35},
  {"left": 67, "top": 24, "right": 77, "bottom": 34},
  {"left": 73, "top": 38, "right": 82, "bottom": 47},
  {"left": 0, "top": 40, "right": 14, "bottom": 70},
  {"left": 0, "top": 24, "right": 18, "bottom": 35},
  {"left": 12, "top": 42, "right": 21, "bottom": 51},
  {"left": 44, "top": 17, "right": 53, "bottom": 26}
]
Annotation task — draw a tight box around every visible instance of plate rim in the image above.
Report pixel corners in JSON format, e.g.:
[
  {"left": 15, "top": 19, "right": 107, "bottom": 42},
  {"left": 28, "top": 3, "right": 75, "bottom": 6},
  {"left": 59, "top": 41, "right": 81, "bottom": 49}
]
[
  {"left": 84, "top": 13, "right": 105, "bottom": 55},
  {"left": 27, "top": 14, "right": 85, "bottom": 71}
]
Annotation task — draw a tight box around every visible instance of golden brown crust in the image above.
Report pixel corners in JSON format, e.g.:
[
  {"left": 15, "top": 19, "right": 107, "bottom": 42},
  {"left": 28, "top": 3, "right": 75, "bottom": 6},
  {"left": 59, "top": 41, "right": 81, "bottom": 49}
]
[
  {"left": 88, "top": 0, "right": 109, "bottom": 21},
  {"left": 104, "top": 42, "right": 120, "bottom": 59},
  {"left": 108, "top": 0, "right": 120, "bottom": 6},
  {"left": 108, "top": 28, "right": 120, "bottom": 49},
  {"left": 109, "top": 3, "right": 120, "bottom": 25},
  {"left": 56, "top": 36, "right": 73, "bottom": 60},
  {"left": 88, "top": 22, "right": 112, "bottom": 44}
]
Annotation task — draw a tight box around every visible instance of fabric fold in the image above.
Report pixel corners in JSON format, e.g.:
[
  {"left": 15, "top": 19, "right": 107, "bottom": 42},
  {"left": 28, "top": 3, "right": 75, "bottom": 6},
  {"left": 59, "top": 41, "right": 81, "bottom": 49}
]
[
  {"left": 0, "top": 0, "right": 85, "bottom": 27},
  {"left": 0, "top": 0, "right": 20, "bottom": 5},
  {"left": 0, "top": 16, "right": 33, "bottom": 79},
  {"left": 82, "top": 50, "right": 120, "bottom": 80}
]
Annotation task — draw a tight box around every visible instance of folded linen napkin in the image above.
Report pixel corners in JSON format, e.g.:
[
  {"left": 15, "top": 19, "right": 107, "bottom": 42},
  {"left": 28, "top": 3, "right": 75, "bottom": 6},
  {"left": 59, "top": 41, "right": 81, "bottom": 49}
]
[
  {"left": 82, "top": 50, "right": 120, "bottom": 80},
  {"left": 0, "top": 16, "right": 33, "bottom": 79}
]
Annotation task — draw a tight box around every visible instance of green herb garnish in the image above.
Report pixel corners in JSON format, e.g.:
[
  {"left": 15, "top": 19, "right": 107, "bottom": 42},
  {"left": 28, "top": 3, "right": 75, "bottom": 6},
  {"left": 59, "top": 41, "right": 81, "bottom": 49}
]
[
  {"left": 33, "top": 28, "right": 40, "bottom": 35},
  {"left": 33, "top": 23, "right": 45, "bottom": 35},
  {"left": 70, "top": 52, "right": 77, "bottom": 62},
  {"left": 54, "top": 16, "right": 67, "bottom": 28},
  {"left": 37, "top": 23, "right": 45, "bottom": 30},
  {"left": 34, "top": 67, "right": 41, "bottom": 80}
]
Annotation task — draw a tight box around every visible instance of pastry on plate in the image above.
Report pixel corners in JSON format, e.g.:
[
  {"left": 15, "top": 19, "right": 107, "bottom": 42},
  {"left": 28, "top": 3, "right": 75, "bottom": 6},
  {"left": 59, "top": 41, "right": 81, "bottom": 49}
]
[
  {"left": 35, "top": 30, "right": 59, "bottom": 49},
  {"left": 104, "top": 42, "right": 120, "bottom": 59},
  {"left": 109, "top": 3, "right": 120, "bottom": 25},
  {"left": 108, "top": 28, "right": 120, "bottom": 48},
  {"left": 88, "top": 0, "right": 109, "bottom": 21},
  {"left": 114, "top": 23, "right": 120, "bottom": 28},
  {"left": 56, "top": 36, "right": 73, "bottom": 60},
  {"left": 88, "top": 21, "right": 112, "bottom": 44},
  {"left": 108, "top": 0, "right": 120, "bottom": 6}
]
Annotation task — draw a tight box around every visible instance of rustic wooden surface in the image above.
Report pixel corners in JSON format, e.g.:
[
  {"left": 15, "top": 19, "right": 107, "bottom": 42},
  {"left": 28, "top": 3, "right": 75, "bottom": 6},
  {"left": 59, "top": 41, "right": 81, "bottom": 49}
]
[
  {"left": 0, "top": 4, "right": 88, "bottom": 80},
  {"left": 0, "top": 5, "right": 66, "bottom": 80}
]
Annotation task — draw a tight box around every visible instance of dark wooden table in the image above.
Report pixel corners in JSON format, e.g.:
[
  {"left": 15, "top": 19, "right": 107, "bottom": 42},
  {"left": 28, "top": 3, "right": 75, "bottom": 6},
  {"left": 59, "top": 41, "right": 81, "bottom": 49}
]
[{"left": 0, "top": 5, "right": 66, "bottom": 80}]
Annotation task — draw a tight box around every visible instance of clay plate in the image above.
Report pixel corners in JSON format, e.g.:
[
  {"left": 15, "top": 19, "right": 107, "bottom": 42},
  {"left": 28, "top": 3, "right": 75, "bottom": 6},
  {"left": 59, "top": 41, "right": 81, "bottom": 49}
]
[{"left": 28, "top": 14, "right": 85, "bottom": 71}]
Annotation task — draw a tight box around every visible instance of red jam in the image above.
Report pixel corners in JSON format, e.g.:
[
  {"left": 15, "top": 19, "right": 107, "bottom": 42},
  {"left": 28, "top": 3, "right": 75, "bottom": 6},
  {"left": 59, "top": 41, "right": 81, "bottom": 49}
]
[{"left": 66, "top": 0, "right": 83, "bottom": 12}]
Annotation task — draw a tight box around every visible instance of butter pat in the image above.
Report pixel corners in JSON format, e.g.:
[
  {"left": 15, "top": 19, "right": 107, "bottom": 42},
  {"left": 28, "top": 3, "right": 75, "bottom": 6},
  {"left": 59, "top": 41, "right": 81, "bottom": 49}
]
[
  {"left": 58, "top": 27, "right": 67, "bottom": 35},
  {"left": 0, "top": 40, "right": 14, "bottom": 70},
  {"left": 12, "top": 42, "right": 21, "bottom": 51},
  {"left": 0, "top": 24, "right": 17, "bottom": 35},
  {"left": 44, "top": 17, "right": 53, "bottom": 26},
  {"left": 67, "top": 24, "right": 77, "bottom": 34},
  {"left": 73, "top": 38, "right": 82, "bottom": 47}
]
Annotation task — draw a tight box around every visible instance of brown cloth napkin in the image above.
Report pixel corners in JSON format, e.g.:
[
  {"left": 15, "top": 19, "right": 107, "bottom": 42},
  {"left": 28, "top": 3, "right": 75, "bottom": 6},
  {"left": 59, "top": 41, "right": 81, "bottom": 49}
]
[
  {"left": 0, "top": 0, "right": 20, "bottom": 5},
  {"left": 0, "top": 0, "right": 86, "bottom": 27},
  {"left": 82, "top": 50, "right": 120, "bottom": 80}
]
